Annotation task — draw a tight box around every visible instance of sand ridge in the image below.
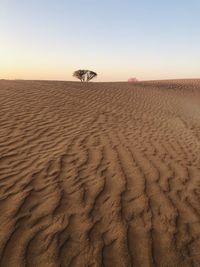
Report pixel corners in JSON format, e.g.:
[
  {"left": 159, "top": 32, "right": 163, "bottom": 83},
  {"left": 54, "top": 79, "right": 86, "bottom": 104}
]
[{"left": 0, "top": 79, "right": 200, "bottom": 266}]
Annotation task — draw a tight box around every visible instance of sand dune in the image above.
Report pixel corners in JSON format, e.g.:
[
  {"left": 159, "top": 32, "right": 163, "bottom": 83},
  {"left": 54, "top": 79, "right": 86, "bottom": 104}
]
[{"left": 0, "top": 79, "right": 200, "bottom": 267}]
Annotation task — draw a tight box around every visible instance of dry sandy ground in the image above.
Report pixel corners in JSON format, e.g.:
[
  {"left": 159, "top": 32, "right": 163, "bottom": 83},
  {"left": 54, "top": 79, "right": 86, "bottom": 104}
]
[{"left": 0, "top": 79, "right": 200, "bottom": 267}]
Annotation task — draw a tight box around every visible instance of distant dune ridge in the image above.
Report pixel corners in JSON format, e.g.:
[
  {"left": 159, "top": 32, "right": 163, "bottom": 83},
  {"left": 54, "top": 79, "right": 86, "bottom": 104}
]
[{"left": 0, "top": 79, "right": 200, "bottom": 267}]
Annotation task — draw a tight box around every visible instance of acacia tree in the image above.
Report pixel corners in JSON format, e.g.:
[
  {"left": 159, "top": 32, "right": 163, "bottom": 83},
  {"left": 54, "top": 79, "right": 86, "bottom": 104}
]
[
  {"left": 73, "top": 70, "right": 87, "bottom": 82},
  {"left": 73, "top": 69, "right": 97, "bottom": 82}
]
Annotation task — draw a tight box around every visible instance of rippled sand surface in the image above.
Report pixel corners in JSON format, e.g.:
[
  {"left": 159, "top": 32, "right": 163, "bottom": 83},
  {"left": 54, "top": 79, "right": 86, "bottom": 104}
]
[{"left": 0, "top": 79, "right": 200, "bottom": 267}]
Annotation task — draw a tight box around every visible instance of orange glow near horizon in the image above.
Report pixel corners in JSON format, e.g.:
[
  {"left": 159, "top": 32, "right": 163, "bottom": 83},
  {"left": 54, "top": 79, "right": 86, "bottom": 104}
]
[{"left": 1, "top": 42, "right": 199, "bottom": 82}]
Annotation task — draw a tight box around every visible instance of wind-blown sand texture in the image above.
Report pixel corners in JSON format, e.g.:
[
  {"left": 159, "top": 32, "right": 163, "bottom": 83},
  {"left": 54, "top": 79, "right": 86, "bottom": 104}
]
[{"left": 0, "top": 79, "right": 200, "bottom": 267}]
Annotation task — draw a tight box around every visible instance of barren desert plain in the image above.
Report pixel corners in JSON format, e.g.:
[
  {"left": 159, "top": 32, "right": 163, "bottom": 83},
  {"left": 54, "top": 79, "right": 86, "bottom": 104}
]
[{"left": 0, "top": 79, "right": 200, "bottom": 267}]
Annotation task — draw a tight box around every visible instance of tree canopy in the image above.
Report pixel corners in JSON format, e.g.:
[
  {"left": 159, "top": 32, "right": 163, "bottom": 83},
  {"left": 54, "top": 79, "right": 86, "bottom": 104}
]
[{"left": 73, "top": 70, "right": 97, "bottom": 82}]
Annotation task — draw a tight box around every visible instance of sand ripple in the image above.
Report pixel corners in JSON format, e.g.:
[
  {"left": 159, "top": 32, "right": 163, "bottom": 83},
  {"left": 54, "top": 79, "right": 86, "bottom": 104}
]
[{"left": 0, "top": 79, "right": 200, "bottom": 266}]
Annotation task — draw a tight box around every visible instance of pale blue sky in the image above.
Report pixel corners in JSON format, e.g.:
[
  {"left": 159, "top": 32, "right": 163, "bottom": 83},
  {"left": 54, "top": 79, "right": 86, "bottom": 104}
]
[{"left": 1, "top": 0, "right": 200, "bottom": 81}]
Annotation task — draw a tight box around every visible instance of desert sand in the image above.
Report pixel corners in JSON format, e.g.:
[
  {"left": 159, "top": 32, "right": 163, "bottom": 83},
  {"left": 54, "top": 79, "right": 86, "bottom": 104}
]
[{"left": 0, "top": 79, "right": 200, "bottom": 267}]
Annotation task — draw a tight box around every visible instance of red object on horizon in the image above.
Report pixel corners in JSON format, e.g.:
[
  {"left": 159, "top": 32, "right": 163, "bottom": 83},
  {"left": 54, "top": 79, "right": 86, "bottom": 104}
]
[{"left": 128, "top": 77, "right": 138, "bottom": 82}]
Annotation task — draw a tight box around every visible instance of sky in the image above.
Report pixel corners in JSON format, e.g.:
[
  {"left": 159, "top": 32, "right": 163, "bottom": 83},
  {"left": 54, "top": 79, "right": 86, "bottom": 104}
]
[{"left": 1, "top": 0, "right": 200, "bottom": 81}]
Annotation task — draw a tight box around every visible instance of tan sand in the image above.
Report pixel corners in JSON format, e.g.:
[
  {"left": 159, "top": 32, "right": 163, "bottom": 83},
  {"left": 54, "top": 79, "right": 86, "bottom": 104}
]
[{"left": 0, "top": 79, "right": 200, "bottom": 267}]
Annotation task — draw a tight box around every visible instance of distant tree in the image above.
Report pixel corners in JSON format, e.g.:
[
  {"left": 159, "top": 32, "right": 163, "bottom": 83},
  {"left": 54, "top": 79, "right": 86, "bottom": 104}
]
[
  {"left": 128, "top": 77, "right": 138, "bottom": 83},
  {"left": 73, "top": 69, "right": 98, "bottom": 82},
  {"left": 73, "top": 69, "right": 87, "bottom": 82}
]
